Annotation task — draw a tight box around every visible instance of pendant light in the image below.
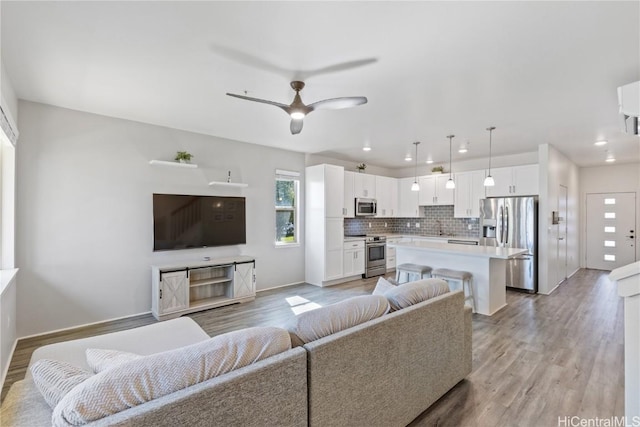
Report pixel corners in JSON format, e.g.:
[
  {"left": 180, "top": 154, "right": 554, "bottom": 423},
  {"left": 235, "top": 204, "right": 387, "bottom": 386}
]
[
  {"left": 484, "top": 126, "right": 496, "bottom": 187},
  {"left": 411, "top": 142, "right": 420, "bottom": 191},
  {"left": 445, "top": 135, "right": 455, "bottom": 189}
]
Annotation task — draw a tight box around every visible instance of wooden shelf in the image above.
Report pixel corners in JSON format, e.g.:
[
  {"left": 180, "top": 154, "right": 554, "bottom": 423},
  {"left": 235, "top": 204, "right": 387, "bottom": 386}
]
[
  {"left": 190, "top": 296, "right": 234, "bottom": 309},
  {"left": 208, "top": 181, "right": 248, "bottom": 188},
  {"left": 190, "top": 277, "right": 232, "bottom": 288},
  {"left": 149, "top": 160, "right": 198, "bottom": 169}
]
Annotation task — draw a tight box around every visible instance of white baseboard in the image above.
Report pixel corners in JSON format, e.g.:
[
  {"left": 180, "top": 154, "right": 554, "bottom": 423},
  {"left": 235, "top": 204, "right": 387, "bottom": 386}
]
[
  {"left": 1, "top": 338, "right": 18, "bottom": 392},
  {"left": 257, "top": 281, "right": 304, "bottom": 293},
  {"left": 18, "top": 311, "right": 152, "bottom": 341}
]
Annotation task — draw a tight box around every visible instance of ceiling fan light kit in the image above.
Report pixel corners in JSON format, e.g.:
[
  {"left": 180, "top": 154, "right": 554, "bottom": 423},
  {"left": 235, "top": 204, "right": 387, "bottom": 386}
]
[{"left": 226, "top": 80, "right": 367, "bottom": 135}]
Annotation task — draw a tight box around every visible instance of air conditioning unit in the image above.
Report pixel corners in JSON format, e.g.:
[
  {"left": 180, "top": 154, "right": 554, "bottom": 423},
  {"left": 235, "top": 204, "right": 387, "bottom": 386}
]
[{"left": 618, "top": 81, "right": 639, "bottom": 136}]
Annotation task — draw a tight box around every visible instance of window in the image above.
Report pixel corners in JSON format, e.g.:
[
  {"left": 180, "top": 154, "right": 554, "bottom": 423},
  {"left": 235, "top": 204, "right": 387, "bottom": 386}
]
[
  {"left": 604, "top": 212, "right": 616, "bottom": 219},
  {"left": 275, "top": 170, "right": 300, "bottom": 246},
  {"left": 604, "top": 240, "right": 616, "bottom": 247},
  {"left": 604, "top": 226, "right": 616, "bottom": 233},
  {"left": 604, "top": 198, "right": 616, "bottom": 205},
  {"left": 604, "top": 254, "right": 616, "bottom": 262}
]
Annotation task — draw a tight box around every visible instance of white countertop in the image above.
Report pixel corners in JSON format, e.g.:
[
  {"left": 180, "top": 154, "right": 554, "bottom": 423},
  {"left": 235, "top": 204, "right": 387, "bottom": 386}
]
[
  {"left": 345, "top": 234, "right": 478, "bottom": 242},
  {"left": 389, "top": 241, "right": 527, "bottom": 259}
]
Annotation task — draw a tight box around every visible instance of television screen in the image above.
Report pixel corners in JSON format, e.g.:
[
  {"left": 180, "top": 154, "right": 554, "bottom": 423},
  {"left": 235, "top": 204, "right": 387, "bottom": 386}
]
[{"left": 153, "top": 194, "right": 246, "bottom": 251}]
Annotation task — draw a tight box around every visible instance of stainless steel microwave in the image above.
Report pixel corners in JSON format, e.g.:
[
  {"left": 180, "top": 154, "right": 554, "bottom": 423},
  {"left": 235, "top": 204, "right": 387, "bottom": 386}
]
[{"left": 355, "top": 198, "right": 377, "bottom": 216}]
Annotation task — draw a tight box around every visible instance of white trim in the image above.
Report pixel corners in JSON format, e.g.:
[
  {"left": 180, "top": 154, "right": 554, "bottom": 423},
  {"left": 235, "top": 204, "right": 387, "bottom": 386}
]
[
  {"left": 275, "top": 169, "right": 300, "bottom": 178},
  {"left": 17, "top": 311, "right": 152, "bottom": 340},
  {"left": 256, "top": 281, "right": 304, "bottom": 293}
]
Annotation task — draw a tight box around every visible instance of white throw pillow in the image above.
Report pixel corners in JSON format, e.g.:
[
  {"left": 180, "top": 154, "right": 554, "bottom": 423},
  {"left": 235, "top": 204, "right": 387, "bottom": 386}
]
[
  {"left": 86, "top": 349, "right": 143, "bottom": 373},
  {"left": 30, "top": 359, "right": 93, "bottom": 409},
  {"left": 372, "top": 277, "right": 397, "bottom": 295},
  {"left": 384, "top": 278, "right": 450, "bottom": 311},
  {"left": 53, "top": 326, "right": 291, "bottom": 426},
  {"left": 287, "top": 295, "right": 390, "bottom": 346}
]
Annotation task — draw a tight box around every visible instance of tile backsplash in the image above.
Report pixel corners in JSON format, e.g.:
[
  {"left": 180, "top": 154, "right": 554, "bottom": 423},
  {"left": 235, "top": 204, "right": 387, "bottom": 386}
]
[{"left": 344, "top": 205, "right": 479, "bottom": 238}]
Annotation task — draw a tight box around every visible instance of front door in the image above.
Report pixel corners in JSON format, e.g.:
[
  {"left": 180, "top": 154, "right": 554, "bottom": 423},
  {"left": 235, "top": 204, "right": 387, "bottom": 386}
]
[{"left": 586, "top": 192, "right": 636, "bottom": 270}]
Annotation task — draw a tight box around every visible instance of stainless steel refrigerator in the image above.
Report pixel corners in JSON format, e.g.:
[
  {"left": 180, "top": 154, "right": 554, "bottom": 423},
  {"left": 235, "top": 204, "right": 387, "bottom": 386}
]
[{"left": 479, "top": 196, "right": 538, "bottom": 293}]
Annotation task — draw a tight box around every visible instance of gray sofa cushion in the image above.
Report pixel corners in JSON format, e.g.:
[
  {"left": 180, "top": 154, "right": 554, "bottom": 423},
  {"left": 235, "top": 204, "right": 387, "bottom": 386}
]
[
  {"left": 53, "top": 326, "right": 292, "bottom": 426},
  {"left": 372, "top": 277, "right": 397, "bottom": 295},
  {"left": 384, "top": 278, "right": 450, "bottom": 311},
  {"left": 287, "top": 295, "right": 389, "bottom": 346}
]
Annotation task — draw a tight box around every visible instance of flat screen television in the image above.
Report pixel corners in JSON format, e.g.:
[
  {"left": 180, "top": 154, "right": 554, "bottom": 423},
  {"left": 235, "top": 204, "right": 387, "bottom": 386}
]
[{"left": 153, "top": 194, "right": 246, "bottom": 251}]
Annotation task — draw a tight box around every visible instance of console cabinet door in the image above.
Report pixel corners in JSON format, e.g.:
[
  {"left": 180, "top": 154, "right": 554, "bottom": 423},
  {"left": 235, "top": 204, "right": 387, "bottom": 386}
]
[
  {"left": 158, "top": 270, "right": 189, "bottom": 315},
  {"left": 234, "top": 262, "right": 255, "bottom": 298}
]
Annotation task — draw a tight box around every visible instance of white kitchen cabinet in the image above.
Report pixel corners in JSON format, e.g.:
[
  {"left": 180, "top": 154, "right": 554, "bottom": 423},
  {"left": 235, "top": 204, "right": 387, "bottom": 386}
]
[
  {"left": 305, "top": 164, "right": 345, "bottom": 286},
  {"left": 343, "top": 240, "right": 365, "bottom": 277},
  {"left": 354, "top": 173, "right": 376, "bottom": 198},
  {"left": 454, "top": 170, "right": 486, "bottom": 218},
  {"left": 376, "top": 175, "right": 398, "bottom": 217},
  {"left": 398, "top": 177, "right": 421, "bottom": 217},
  {"left": 418, "top": 175, "right": 455, "bottom": 206},
  {"left": 485, "top": 164, "right": 539, "bottom": 197},
  {"left": 343, "top": 171, "right": 355, "bottom": 218},
  {"left": 386, "top": 237, "right": 401, "bottom": 270}
]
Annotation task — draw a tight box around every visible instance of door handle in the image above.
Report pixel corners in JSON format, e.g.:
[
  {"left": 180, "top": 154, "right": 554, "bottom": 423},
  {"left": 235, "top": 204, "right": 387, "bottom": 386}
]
[
  {"left": 558, "top": 237, "right": 565, "bottom": 240},
  {"left": 504, "top": 206, "right": 509, "bottom": 245}
]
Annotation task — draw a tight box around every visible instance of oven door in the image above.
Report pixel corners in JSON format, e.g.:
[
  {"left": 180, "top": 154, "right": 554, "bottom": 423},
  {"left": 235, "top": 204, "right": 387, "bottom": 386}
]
[{"left": 366, "top": 243, "right": 386, "bottom": 268}]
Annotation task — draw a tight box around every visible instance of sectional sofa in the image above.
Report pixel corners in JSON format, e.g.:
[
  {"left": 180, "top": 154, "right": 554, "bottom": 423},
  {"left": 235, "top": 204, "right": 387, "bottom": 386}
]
[{"left": 1, "top": 279, "right": 472, "bottom": 426}]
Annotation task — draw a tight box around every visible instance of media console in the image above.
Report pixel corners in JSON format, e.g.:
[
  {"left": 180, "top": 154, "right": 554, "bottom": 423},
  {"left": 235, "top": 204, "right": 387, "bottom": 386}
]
[{"left": 151, "top": 255, "right": 256, "bottom": 321}]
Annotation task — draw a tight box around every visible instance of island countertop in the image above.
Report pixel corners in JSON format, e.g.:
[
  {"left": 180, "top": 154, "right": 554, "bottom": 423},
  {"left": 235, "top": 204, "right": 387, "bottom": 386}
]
[{"left": 388, "top": 241, "right": 528, "bottom": 259}]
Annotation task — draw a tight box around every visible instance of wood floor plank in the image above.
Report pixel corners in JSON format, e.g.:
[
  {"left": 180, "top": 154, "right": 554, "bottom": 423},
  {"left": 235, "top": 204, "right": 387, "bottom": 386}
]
[{"left": 1, "top": 269, "right": 624, "bottom": 427}]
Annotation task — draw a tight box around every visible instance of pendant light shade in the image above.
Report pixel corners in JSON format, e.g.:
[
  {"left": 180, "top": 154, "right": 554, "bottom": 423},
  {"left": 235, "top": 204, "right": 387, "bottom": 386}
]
[
  {"left": 411, "top": 141, "right": 420, "bottom": 191},
  {"left": 446, "top": 135, "right": 455, "bottom": 190},
  {"left": 484, "top": 126, "right": 496, "bottom": 187}
]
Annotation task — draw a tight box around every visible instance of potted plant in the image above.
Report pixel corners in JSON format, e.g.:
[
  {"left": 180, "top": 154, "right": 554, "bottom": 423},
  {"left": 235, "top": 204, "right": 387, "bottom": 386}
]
[
  {"left": 175, "top": 151, "right": 194, "bottom": 164},
  {"left": 357, "top": 163, "right": 367, "bottom": 173},
  {"left": 431, "top": 166, "right": 444, "bottom": 174}
]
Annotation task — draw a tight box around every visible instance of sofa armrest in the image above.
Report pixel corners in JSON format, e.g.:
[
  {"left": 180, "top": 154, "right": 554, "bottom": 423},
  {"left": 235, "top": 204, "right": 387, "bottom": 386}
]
[{"left": 463, "top": 305, "right": 473, "bottom": 375}]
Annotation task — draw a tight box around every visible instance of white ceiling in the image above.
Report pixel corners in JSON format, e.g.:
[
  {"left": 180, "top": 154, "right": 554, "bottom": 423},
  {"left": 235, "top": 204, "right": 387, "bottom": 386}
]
[{"left": 2, "top": 1, "right": 639, "bottom": 169}]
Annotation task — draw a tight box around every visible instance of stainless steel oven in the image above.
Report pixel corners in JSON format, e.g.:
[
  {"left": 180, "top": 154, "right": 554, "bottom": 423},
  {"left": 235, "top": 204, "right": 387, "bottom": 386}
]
[{"left": 365, "top": 235, "right": 386, "bottom": 278}]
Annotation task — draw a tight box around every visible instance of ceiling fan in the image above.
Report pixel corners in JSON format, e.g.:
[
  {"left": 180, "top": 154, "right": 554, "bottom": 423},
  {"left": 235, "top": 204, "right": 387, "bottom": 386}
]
[{"left": 226, "top": 81, "right": 367, "bottom": 135}]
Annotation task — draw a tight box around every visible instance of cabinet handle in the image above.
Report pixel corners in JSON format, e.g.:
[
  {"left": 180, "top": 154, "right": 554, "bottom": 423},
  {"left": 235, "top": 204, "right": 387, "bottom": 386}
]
[
  {"left": 355, "top": 252, "right": 358, "bottom": 259},
  {"left": 159, "top": 289, "right": 162, "bottom": 299}
]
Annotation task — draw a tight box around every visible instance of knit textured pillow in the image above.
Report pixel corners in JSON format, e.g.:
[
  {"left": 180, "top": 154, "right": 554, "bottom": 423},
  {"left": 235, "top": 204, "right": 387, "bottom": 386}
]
[
  {"left": 30, "top": 359, "right": 93, "bottom": 409},
  {"left": 86, "top": 349, "right": 143, "bottom": 373},
  {"left": 372, "top": 277, "right": 397, "bottom": 295},
  {"left": 384, "top": 278, "right": 450, "bottom": 311},
  {"left": 53, "top": 326, "right": 291, "bottom": 426},
  {"left": 287, "top": 295, "right": 390, "bottom": 346}
]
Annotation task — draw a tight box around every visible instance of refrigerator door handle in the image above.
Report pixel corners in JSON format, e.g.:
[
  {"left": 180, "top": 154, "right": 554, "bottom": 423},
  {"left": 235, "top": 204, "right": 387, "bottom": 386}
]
[
  {"left": 505, "top": 205, "right": 509, "bottom": 245},
  {"left": 498, "top": 206, "right": 504, "bottom": 244}
]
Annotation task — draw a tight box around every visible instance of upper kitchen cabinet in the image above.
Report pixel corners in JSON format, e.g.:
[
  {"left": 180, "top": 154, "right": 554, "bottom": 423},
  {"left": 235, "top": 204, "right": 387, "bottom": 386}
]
[
  {"left": 454, "top": 170, "right": 486, "bottom": 218},
  {"left": 398, "top": 177, "right": 421, "bottom": 217},
  {"left": 375, "top": 175, "right": 398, "bottom": 217},
  {"left": 418, "top": 175, "right": 454, "bottom": 206},
  {"left": 485, "top": 164, "right": 539, "bottom": 197},
  {"left": 353, "top": 173, "right": 376, "bottom": 199},
  {"left": 343, "top": 171, "right": 355, "bottom": 218},
  {"left": 306, "top": 164, "right": 345, "bottom": 218}
]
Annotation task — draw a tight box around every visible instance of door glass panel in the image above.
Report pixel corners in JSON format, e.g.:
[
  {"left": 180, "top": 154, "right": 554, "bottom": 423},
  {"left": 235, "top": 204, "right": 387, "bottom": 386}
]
[
  {"left": 604, "top": 254, "right": 616, "bottom": 261},
  {"left": 604, "top": 226, "right": 616, "bottom": 233},
  {"left": 604, "top": 240, "right": 616, "bottom": 247},
  {"left": 604, "top": 212, "right": 616, "bottom": 219},
  {"left": 604, "top": 198, "right": 616, "bottom": 205}
]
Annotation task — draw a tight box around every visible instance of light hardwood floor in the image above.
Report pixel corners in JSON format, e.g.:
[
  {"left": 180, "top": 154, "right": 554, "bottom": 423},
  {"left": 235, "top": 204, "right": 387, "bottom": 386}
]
[{"left": 2, "top": 269, "right": 623, "bottom": 426}]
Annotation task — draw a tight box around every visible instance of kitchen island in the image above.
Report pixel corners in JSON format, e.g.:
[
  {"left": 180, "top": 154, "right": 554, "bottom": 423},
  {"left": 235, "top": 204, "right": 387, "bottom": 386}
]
[{"left": 389, "top": 241, "right": 528, "bottom": 316}]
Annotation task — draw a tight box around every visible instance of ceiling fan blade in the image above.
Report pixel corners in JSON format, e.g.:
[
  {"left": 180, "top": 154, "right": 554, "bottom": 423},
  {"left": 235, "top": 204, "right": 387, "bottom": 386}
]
[
  {"left": 308, "top": 96, "right": 368, "bottom": 111},
  {"left": 290, "top": 119, "right": 304, "bottom": 135},
  {"left": 226, "top": 93, "right": 289, "bottom": 112}
]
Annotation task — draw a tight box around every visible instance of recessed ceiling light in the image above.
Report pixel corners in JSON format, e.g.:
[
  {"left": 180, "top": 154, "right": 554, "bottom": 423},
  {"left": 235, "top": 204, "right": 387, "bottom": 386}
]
[
  {"left": 458, "top": 147, "right": 468, "bottom": 153},
  {"left": 606, "top": 157, "right": 616, "bottom": 162},
  {"left": 362, "top": 146, "right": 371, "bottom": 152},
  {"left": 425, "top": 159, "right": 434, "bottom": 164},
  {"left": 405, "top": 155, "right": 412, "bottom": 161},
  {"left": 595, "top": 140, "right": 608, "bottom": 146}
]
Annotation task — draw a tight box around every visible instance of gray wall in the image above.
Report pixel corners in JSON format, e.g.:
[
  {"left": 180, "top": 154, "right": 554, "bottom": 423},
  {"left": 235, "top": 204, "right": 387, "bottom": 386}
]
[{"left": 16, "top": 101, "right": 306, "bottom": 337}]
